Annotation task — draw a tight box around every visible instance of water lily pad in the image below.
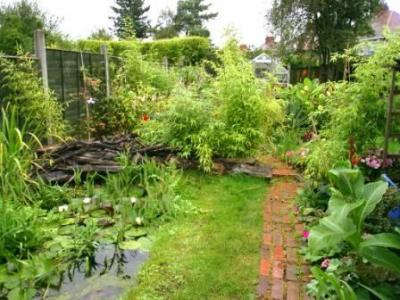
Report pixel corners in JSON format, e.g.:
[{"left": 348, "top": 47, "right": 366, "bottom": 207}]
[
  {"left": 124, "top": 228, "right": 147, "bottom": 239},
  {"left": 58, "top": 225, "right": 75, "bottom": 235},
  {"left": 61, "top": 218, "right": 76, "bottom": 226},
  {"left": 118, "top": 240, "right": 140, "bottom": 250},
  {"left": 90, "top": 209, "right": 108, "bottom": 218},
  {"left": 137, "top": 237, "right": 153, "bottom": 251}
]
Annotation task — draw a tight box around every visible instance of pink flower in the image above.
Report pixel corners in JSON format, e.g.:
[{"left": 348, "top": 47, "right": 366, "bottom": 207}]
[
  {"left": 303, "top": 230, "right": 310, "bottom": 239},
  {"left": 321, "top": 258, "right": 330, "bottom": 269}
]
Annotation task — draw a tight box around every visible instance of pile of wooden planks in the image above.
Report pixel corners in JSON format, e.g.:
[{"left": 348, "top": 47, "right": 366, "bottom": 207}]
[
  {"left": 35, "top": 134, "right": 178, "bottom": 183},
  {"left": 35, "top": 135, "right": 272, "bottom": 183}
]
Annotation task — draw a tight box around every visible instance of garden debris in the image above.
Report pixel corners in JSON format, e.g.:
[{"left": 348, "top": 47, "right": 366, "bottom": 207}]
[{"left": 35, "top": 135, "right": 273, "bottom": 183}]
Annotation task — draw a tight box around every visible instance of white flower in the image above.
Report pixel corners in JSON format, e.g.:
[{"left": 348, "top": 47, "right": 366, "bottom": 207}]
[
  {"left": 130, "top": 196, "right": 137, "bottom": 204},
  {"left": 135, "top": 217, "right": 143, "bottom": 225},
  {"left": 83, "top": 197, "right": 91, "bottom": 204},
  {"left": 87, "top": 98, "right": 96, "bottom": 105},
  {"left": 58, "top": 204, "right": 69, "bottom": 212}
]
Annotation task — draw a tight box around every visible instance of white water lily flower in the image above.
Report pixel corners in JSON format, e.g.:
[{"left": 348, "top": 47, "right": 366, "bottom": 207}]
[
  {"left": 135, "top": 217, "right": 143, "bottom": 225},
  {"left": 130, "top": 196, "right": 137, "bottom": 204},
  {"left": 58, "top": 204, "right": 69, "bottom": 212},
  {"left": 83, "top": 197, "right": 91, "bottom": 204}
]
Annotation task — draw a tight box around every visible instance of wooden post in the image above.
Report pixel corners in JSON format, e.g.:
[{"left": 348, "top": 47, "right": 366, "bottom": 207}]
[
  {"left": 34, "top": 29, "right": 53, "bottom": 144},
  {"left": 100, "top": 45, "right": 111, "bottom": 97}
]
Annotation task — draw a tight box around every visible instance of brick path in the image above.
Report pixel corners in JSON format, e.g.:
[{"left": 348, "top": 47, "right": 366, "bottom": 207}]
[{"left": 257, "top": 158, "right": 310, "bottom": 300}]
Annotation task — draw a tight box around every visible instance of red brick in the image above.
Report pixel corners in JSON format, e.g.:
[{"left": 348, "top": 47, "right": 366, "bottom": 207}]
[
  {"left": 287, "top": 281, "right": 300, "bottom": 300},
  {"left": 260, "top": 258, "right": 271, "bottom": 277},
  {"left": 264, "top": 222, "right": 273, "bottom": 233},
  {"left": 263, "top": 233, "right": 272, "bottom": 246},
  {"left": 286, "top": 235, "right": 297, "bottom": 247},
  {"left": 273, "top": 231, "right": 283, "bottom": 245},
  {"left": 295, "top": 223, "right": 304, "bottom": 235},
  {"left": 261, "top": 246, "right": 271, "bottom": 258},
  {"left": 265, "top": 201, "right": 272, "bottom": 213},
  {"left": 272, "top": 261, "right": 284, "bottom": 279},
  {"left": 283, "top": 214, "right": 291, "bottom": 224},
  {"left": 286, "top": 264, "right": 298, "bottom": 281},
  {"left": 257, "top": 276, "right": 269, "bottom": 297},
  {"left": 273, "top": 214, "right": 283, "bottom": 223},
  {"left": 286, "top": 247, "right": 297, "bottom": 263},
  {"left": 273, "top": 245, "right": 285, "bottom": 260},
  {"left": 271, "top": 279, "right": 284, "bottom": 299}
]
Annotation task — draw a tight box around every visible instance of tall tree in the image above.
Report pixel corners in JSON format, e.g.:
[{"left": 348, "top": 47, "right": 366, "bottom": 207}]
[
  {"left": 153, "top": 8, "right": 179, "bottom": 40},
  {"left": 268, "top": 0, "right": 384, "bottom": 81},
  {"left": 111, "top": 0, "right": 150, "bottom": 39},
  {"left": 0, "top": 0, "right": 62, "bottom": 54},
  {"left": 175, "top": 0, "right": 218, "bottom": 37}
]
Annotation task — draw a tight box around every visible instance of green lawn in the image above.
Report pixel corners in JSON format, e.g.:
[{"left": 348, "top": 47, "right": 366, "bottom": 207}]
[{"left": 124, "top": 171, "right": 268, "bottom": 300}]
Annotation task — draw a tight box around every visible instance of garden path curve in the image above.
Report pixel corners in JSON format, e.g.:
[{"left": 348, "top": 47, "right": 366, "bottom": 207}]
[{"left": 257, "top": 156, "right": 310, "bottom": 300}]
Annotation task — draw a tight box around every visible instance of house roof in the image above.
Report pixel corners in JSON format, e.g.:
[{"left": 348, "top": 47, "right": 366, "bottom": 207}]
[
  {"left": 372, "top": 9, "right": 400, "bottom": 38},
  {"left": 252, "top": 53, "right": 273, "bottom": 64}
]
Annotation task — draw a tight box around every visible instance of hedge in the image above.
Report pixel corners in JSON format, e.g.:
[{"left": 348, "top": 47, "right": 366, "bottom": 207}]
[{"left": 74, "top": 36, "right": 215, "bottom": 65}]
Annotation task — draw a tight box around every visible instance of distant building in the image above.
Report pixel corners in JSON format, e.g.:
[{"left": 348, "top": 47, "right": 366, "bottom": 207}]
[
  {"left": 260, "top": 36, "right": 277, "bottom": 51},
  {"left": 370, "top": 8, "right": 400, "bottom": 41},
  {"left": 361, "top": 7, "right": 400, "bottom": 56},
  {"left": 252, "top": 53, "right": 289, "bottom": 84}
]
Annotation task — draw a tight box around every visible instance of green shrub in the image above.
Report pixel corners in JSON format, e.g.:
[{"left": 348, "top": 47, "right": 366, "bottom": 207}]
[
  {"left": 76, "top": 36, "right": 215, "bottom": 65},
  {"left": 0, "top": 205, "right": 48, "bottom": 263},
  {"left": 0, "top": 56, "right": 65, "bottom": 139}
]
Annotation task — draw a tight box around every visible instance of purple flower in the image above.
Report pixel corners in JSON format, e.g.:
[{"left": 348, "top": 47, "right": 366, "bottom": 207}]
[{"left": 303, "top": 230, "right": 310, "bottom": 239}]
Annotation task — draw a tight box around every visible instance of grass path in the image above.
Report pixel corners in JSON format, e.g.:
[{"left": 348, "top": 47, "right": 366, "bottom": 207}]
[{"left": 125, "top": 171, "right": 268, "bottom": 300}]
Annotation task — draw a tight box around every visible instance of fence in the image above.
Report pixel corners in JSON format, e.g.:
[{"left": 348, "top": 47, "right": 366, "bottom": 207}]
[{"left": 46, "top": 49, "right": 107, "bottom": 124}]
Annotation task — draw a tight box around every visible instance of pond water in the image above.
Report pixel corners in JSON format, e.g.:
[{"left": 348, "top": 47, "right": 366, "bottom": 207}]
[{"left": 40, "top": 244, "right": 149, "bottom": 300}]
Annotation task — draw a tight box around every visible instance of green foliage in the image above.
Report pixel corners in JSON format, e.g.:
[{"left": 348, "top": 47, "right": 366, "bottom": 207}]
[
  {"left": 111, "top": 0, "right": 150, "bottom": 38},
  {"left": 269, "top": 0, "right": 382, "bottom": 79},
  {"left": 77, "top": 36, "right": 214, "bottom": 66},
  {"left": 175, "top": 0, "right": 218, "bottom": 37},
  {"left": 0, "top": 205, "right": 49, "bottom": 263},
  {"left": 88, "top": 28, "right": 113, "bottom": 40},
  {"left": 90, "top": 90, "right": 138, "bottom": 136},
  {"left": 0, "top": 56, "right": 65, "bottom": 139},
  {"left": 152, "top": 8, "right": 179, "bottom": 40},
  {"left": 308, "top": 266, "right": 357, "bottom": 300},
  {"left": 0, "top": 108, "right": 37, "bottom": 205},
  {"left": 103, "top": 155, "right": 183, "bottom": 224},
  {"left": 0, "top": 0, "right": 68, "bottom": 54},
  {"left": 308, "top": 169, "right": 388, "bottom": 257},
  {"left": 143, "top": 39, "right": 283, "bottom": 170}
]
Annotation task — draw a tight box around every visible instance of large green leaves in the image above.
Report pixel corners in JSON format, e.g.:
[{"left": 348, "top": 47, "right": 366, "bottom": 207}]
[
  {"left": 358, "top": 233, "right": 400, "bottom": 274},
  {"left": 308, "top": 212, "right": 357, "bottom": 256},
  {"left": 359, "top": 233, "right": 400, "bottom": 250},
  {"left": 328, "top": 168, "right": 364, "bottom": 198},
  {"left": 359, "top": 246, "right": 400, "bottom": 274},
  {"left": 352, "top": 181, "right": 388, "bottom": 231}
]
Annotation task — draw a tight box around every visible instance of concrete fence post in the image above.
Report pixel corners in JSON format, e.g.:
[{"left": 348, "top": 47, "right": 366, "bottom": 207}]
[
  {"left": 100, "top": 45, "right": 111, "bottom": 97},
  {"left": 34, "top": 29, "right": 53, "bottom": 144},
  {"left": 34, "top": 30, "right": 49, "bottom": 93}
]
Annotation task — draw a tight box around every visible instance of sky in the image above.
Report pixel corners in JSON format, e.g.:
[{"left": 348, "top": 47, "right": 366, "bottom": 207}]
[{"left": 1, "top": 0, "right": 400, "bottom": 47}]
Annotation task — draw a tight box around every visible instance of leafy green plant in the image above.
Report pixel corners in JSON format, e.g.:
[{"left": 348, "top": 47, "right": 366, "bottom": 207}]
[
  {"left": 308, "top": 168, "right": 400, "bottom": 275},
  {"left": 0, "top": 56, "right": 65, "bottom": 139},
  {"left": 0, "top": 107, "right": 38, "bottom": 204},
  {"left": 308, "top": 266, "right": 357, "bottom": 300}
]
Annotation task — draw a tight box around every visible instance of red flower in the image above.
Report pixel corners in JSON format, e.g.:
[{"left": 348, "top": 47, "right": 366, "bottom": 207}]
[
  {"left": 303, "top": 230, "right": 310, "bottom": 239},
  {"left": 142, "top": 114, "right": 150, "bottom": 122}
]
